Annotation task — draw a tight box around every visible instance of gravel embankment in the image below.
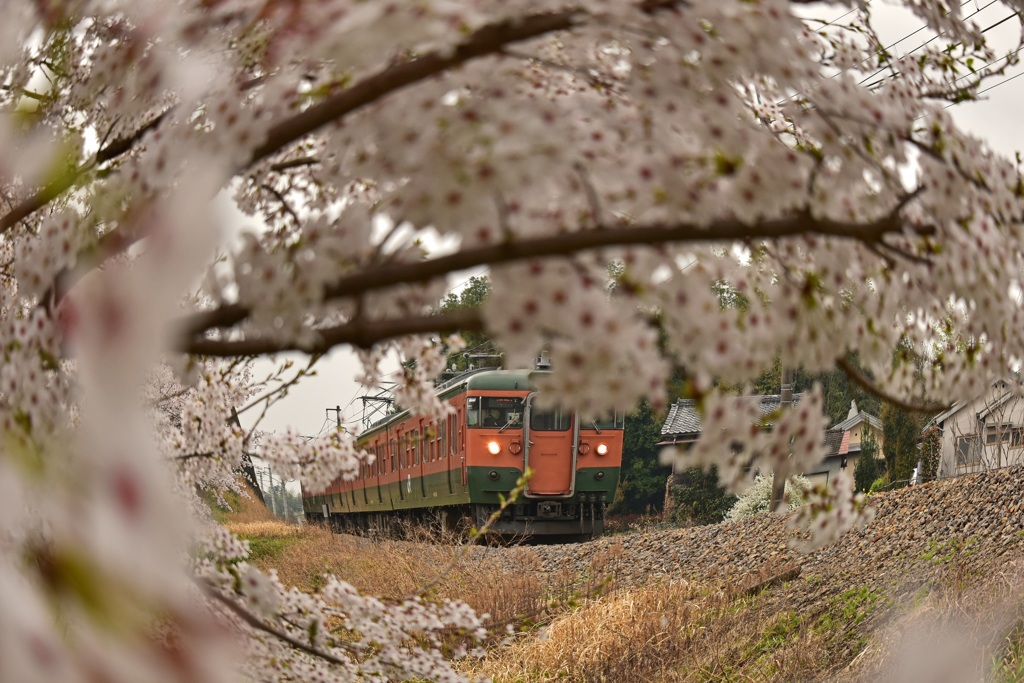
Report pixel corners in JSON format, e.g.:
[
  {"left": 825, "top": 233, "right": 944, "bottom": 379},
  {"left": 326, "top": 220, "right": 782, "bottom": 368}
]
[{"left": 479, "top": 466, "right": 1024, "bottom": 601}]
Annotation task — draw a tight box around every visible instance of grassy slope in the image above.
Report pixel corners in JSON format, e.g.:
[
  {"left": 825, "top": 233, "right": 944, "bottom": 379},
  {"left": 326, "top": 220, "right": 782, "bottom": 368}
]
[{"left": 221, "top": 480, "right": 1024, "bottom": 683}]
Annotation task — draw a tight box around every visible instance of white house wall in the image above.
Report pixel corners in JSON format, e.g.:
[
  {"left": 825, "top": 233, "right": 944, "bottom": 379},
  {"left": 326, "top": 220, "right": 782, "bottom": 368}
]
[{"left": 938, "top": 386, "right": 1024, "bottom": 477}]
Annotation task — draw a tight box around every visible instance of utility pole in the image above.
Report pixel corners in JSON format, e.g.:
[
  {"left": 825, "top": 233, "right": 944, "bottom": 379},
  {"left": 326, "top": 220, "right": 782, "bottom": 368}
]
[
  {"left": 326, "top": 405, "right": 342, "bottom": 431},
  {"left": 267, "top": 467, "right": 278, "bottom": 517},
  {"left": 771, "top": 366, "right": 795, "bottom": 512}
]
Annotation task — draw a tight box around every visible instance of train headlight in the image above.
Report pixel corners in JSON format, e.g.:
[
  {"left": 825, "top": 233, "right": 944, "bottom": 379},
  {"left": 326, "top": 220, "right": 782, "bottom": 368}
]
[
  {"left": 596, "top": 443, "right": 609, "bottom": 456},
  {"left": 486, "top": 440, "right": 502, "bottom": 455}
]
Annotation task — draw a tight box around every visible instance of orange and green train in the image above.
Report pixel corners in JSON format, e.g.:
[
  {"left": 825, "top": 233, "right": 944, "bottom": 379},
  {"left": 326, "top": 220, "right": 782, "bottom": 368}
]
[{"left": 301, "top": 369, "right": 623, "bottom": 540}]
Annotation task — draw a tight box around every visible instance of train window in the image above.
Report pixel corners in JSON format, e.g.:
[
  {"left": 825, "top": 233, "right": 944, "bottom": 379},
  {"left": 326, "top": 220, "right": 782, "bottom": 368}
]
[
  {"left": 471, "top": 397, "right": 524, "bottom": 429},
  {"left": 466, "top": 397, "right": 480, "bottom": 427},
  {"left": 592, "top": 412, "right": 624, "bottom": 429},
  {"left": 452, "top": 413, "right": 460, "bottom": 456},
  {"left": 530, "top": 406, "right": 572, "bottom": 431}
]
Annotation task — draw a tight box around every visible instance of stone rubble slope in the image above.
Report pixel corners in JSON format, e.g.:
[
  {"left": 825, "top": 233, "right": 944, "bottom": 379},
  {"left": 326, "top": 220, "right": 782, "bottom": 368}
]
[{"left": 490, "top": 465, "right": 1024, "bottom": 602}]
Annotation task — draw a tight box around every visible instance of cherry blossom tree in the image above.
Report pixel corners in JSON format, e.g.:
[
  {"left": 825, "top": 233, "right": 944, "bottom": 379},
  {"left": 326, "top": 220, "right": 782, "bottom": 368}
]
[{"left": 3, "top": 0, "right": 1024, "bottom": 681}]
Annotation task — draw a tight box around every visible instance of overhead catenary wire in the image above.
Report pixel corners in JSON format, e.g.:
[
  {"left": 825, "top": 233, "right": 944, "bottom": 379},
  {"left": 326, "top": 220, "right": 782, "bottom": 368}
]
[
  {"left": 857, "top": 0, "right": 1001, "bottom": 89},
  {"left": 776, "top": 0, "right": 980, "bottom": 107}
]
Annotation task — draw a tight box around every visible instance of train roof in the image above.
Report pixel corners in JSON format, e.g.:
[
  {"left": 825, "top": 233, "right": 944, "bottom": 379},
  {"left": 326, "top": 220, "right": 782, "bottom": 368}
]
[
  {"left": 462, "top": 368, "right": 540, "bottom": 392},
  {"left": 360, "top": 368, "right": 546, "bottom": 438}
]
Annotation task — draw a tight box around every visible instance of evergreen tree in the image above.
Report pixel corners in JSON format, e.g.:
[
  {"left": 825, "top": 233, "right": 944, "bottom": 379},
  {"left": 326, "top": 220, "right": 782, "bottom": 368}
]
[
  {"left": 610, "top": 401, "right": 672, "bottom": 516},
  {"left": 853, "top": 433, "right": 881, "bottom": 493},
  {"left": 920, "top": 426, "right": 942, "bottom": 480},
  {"left": 881, "top": 402, "right": 921, "bottom": 486}
]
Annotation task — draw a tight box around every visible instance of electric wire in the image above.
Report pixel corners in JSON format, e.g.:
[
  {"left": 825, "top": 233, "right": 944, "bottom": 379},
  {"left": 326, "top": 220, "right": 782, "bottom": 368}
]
[
  {"left": 857, "top": 0, "right": 1001, "bottom": 89},
  {"left": 776, "top": 0, "right": 977, "bottom": 106}
]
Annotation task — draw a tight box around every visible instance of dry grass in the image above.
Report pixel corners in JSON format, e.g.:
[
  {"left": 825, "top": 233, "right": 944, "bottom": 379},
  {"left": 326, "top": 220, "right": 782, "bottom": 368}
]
[
  {"left": 233, "top": 521, "right": 568, "bottom": 629},
  {"left": 214, "top": 489, "right": 1024, "bottom": 682},
  {"left": 836, "top": 558, "right": 1024, "bottom": 683},
  {"left": 473, "top": 576, "right": 838, "bottom": 683},
  {"left": 207, "top": 482, "right": 277, "bottom": 524},
  {"left": 225, "top": 520, "right": 303, "bottom": 538}
]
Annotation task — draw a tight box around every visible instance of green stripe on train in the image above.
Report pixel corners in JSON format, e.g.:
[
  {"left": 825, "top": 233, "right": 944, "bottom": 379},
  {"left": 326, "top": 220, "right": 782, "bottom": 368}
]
[{"left": 306, "top": 466, "right": 620, "bottom": 515}]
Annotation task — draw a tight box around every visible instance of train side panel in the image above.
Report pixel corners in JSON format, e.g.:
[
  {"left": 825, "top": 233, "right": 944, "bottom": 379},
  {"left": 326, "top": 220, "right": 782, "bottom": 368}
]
[{"left": 302, "top": 369, "right": 623, "bottom": 539}]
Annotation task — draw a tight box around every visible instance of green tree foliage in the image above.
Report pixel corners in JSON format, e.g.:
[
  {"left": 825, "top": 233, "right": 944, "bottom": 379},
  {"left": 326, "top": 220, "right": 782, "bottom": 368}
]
[
  {"left": 264, "top": 481, "right": 305, "bottom": 523},
  {"left": 920, "top": 426, "right": 942, "bottom": 480},
  {"left": 853, "top": 433, "right": 881, "bottom": 493},
  {"left": 748, "top": 355, "right": 881, "bottom": 427},
  {"left": 437, "top": 276, "right": 498, "bottom": 372},
  {"left": 667, "top": 465, "right": 737, "bottom": 526},
  {"left": 610, "top": 401, "right": 672, "bottom": 516},
  {"left": 881, "top": 402, "right": 921, "bottom": 486}
]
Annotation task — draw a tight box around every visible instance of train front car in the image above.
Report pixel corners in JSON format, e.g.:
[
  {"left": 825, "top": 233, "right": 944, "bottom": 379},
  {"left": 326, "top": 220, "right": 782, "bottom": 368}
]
[{"left": 463, "top": 370, "right": 623, "bottom": 540}]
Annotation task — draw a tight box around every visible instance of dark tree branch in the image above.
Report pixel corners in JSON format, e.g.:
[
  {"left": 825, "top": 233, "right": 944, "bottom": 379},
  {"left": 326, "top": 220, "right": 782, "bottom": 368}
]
[
  {"left": 269, "top": 156, "right": 320, "bottom": 172},
  {"left": 242, "top": 9, "right": 586, "bottom": 169},
  {"left": 183, "top": 309, "right": 483, "bottom": 356},
  {"left": 259, "top": 183, "right": 301, "bottom": 227},
  {"left": 0, "top": 109, "right": 173, "bottom": 235},
  {"left": 202, "top": 581, "right": 355, "bottom": 665},
  {"left": 837, "top": 356, "right": 949, "bottom": 413},
  {"left": 1, "top": 10, "right": 591, "bottom": 268},
  {"left": 180, "top": 211, "right": 927, "bottom": 340}
]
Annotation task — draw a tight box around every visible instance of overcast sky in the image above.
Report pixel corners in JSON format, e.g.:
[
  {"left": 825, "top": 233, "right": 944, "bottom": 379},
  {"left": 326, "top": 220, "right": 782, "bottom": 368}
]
[{"left": 239, "top": 1, "right": 1024, "bottom": 451}]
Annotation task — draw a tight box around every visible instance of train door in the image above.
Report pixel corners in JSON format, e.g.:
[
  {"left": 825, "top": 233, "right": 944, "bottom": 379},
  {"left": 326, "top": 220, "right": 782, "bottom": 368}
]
[
  {"left": 419, "top": 422, "right": 428, "bottom": 499},
  {"left": 459, "top": 406, "right": 468, "bottom": 487},
  {"left": 376, "top": 444, "right": 385, "bottom": 504},
  {"left": 446, "top": 414, "right": 456, "bottom": 495},
  {"left": 362, "top": 457, "right": 370, "bottom": 505},
  {"left": 397, "top": 428, "right": 407, "bottom": 502},
  {"left": 523, "top": 394, "right": 576, "bottom": 496}
]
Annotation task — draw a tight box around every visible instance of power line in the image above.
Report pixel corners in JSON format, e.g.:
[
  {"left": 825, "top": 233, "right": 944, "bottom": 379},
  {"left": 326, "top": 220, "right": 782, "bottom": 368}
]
[
  {"left": 776, "top": 0, "right": 979, "bottom": 107},
  {"left": 857, "top": 0, "right": 1000, "bottom": 89},
  {"left": 971, "top": 67, "right": 1024, "bottom": 97}
]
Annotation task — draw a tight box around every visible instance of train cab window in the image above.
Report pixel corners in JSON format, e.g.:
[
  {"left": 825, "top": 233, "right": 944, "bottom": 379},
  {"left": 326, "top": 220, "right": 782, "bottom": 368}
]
[
  {"left": 592, "top": 412, "right": 625, "bottom": 429},
  {"left": 466, "top": 397, "right": 480, "bottom": 427},
  {"left": 471, "top": 397, "right": 524, "bottom": 429},
  {"left": 530, "top": 406, "right": 572, "bottom": 431}
]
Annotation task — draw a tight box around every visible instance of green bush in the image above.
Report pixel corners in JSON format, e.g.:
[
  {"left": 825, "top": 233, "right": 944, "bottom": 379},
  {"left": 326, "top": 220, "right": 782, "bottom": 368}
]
[{"left": 667, "top": 466, "right": 737, "bottom": 526}]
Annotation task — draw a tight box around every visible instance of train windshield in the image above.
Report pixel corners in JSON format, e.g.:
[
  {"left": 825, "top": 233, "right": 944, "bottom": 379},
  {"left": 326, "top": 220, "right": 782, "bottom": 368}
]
[
  {"left": 590, "top": 412, "right": 625, "bottom": 430},
  {"left": 529, "top": 406, "right": 572, "bottom": 431},
  {"left": 467, "top": 396, "right": 524, "bottom": 429}
]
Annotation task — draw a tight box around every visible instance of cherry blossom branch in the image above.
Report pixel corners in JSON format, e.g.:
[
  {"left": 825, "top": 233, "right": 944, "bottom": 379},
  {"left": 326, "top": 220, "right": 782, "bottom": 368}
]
[
  {"left": 201, "top": 581, "right": 354, "bottom": 665},
  {"left": 836, "top": 356, "right": 949, "bottom": 413},
  {"left": 184, "top": 309, "right": 483, "bottom": 356},
  {"left": 0, "top": 109, "right": 172, "bottom": 235},
  {"left": 242, "top": 9, "right": 588, "bottom": 169},
  {"left": 240, "top": 356, "right": 321, "bottom": 447},
  {"left": 269, "top": 156, "right": 319, "bottom": 172},
  {"left": 180, "top": 210, "right": 928, "bottom": 339},
  {"left": 259, "top": 183, "right": 301, "bottom": 228}
]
